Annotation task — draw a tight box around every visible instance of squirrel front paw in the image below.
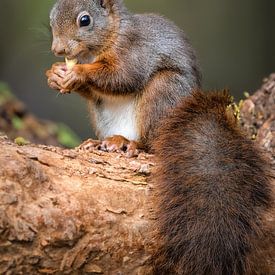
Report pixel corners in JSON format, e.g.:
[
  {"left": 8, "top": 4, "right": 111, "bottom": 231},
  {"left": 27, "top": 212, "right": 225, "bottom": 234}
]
[
  {"left": 61, "top": 65, "right": 86, "bottom": 93},
  {"left": 46, "top": 62, "right": 67, "bottom": 93},
  {"left": 46, "top": 63, "right": 86, "bottom": 94}
]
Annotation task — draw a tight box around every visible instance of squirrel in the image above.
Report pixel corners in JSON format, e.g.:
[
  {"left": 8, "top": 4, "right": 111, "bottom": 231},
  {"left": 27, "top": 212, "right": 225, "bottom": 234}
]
[
  {"left": 46, "top": 0, "right": 201, "bottom": 155},
  {"left": 46, "top": 0, "right": 274, "bottom": 274}
]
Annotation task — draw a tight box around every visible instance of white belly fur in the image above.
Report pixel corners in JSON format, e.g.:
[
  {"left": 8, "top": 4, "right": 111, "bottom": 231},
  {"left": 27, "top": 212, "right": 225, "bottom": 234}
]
[{"left": 94, "top": 95, "right": 139, "bottom": 141}]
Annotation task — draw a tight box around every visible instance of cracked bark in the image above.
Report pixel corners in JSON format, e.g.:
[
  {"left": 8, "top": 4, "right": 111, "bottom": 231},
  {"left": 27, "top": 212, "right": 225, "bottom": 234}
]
[
  {"left": 0, "top": 141, "right": 155, "bottom": 274},
  {"left": 0, "top": 74, "right": 274, "bottom": 274}
]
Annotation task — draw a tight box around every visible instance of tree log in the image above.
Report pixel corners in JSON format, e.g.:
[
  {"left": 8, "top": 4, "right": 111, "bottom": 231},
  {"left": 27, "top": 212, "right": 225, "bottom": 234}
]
[
  {"left": 0, "top": 138, "right": 156, "bottom": 274},
  {"left": 240, "top": 73, "right": 275, "bottom": 169},
  {"left": 0, "top": 74, "right": 274, "bottom": 274}
]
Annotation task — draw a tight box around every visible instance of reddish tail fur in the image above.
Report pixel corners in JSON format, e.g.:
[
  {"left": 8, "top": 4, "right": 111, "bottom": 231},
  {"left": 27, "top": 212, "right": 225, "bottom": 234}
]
[{"left": 152, "top": 91, "right": 273, "bottom": 275}]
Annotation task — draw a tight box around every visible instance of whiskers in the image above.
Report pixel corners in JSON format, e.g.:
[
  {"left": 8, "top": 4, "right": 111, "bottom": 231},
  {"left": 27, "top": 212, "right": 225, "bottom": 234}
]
[{"left": 28, "top": 21, "right": 52, "bottom": 55}]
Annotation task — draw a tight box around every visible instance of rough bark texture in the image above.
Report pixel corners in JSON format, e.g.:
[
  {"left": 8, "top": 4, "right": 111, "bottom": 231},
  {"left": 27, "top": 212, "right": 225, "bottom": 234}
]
[
  {"left": 0, "top": 74, "right": 274, "bottom": 274},
  {"left": 240, "top": 73, "right": 275, "bottom": 169},
  {"left": 0, "top": 138, "right": 155, "bottom": 274}
]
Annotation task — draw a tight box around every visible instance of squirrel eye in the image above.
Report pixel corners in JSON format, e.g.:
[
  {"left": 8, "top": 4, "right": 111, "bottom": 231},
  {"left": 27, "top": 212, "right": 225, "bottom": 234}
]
[{"left": 79, "top": 15, "right": 91, "bottom": 27}]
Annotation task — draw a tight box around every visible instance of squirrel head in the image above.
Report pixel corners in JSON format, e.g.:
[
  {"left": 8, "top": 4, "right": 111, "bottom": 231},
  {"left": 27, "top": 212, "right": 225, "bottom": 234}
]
[{"left": 50, "top": 0, "right": 125, "bottom": 61}]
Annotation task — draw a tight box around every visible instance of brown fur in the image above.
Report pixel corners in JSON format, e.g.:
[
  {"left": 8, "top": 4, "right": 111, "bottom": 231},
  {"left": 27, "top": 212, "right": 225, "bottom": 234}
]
[{"left": 152, "top": 90, "right": 274, "bottom": 275}]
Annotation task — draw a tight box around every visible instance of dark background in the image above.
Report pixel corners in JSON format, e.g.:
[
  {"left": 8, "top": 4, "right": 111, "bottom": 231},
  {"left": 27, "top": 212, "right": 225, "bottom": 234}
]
[{"left": 0, "top": 0, "right": 274, "bottom": 139}]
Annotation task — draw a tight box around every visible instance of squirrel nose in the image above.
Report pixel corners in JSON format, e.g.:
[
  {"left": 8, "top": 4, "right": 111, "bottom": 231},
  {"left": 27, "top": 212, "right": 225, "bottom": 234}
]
[
  {"left": 52, "top": 44, "right": 66, "bottom": 57},
  {"left": 51, "top": 39, "right": 67, "bottom": 57}
]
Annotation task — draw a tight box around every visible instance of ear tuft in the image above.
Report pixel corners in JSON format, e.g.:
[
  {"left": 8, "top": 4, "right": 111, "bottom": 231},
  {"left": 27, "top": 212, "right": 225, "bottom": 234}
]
[
  {"left": 100, "top": 0, "right": 114, "bottom": 9},
  {"left": 100, "top": 0, "right": 117, "bottom": 9},
  {"left": 99, "top": 0, "right": 106, "bottom": 8}
]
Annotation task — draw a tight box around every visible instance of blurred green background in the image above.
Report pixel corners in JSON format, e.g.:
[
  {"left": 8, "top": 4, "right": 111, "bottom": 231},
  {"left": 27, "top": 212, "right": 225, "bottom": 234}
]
[{"left": 0, "top": 0, "right": 274, "bottom": 140}]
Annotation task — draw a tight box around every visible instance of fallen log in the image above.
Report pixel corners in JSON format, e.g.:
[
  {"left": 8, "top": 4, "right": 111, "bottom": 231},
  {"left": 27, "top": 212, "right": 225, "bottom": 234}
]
[
  {"left": 0, "top": 74, "right": 274, "bottom": 274},
  {"left": 0, "top": 138, "right": 156, "bottom": 274}
]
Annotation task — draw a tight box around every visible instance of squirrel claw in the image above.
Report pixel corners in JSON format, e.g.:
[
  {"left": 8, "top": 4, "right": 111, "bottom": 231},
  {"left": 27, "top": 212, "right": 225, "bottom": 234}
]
[
  {"left": 76, "top": 139, "right": 102, "bottom": 152},
  {"left": 46, "top": 62, "right": 67, "bottom": 92},
  {"left": 125, "top": 141, "right": 139, "bottom": 158},
  {"left": 76, "top": 136, "right": 139, "bottom": 158},
  {"left": 62, "top": 66, "right": 84, "bottom": 91}
]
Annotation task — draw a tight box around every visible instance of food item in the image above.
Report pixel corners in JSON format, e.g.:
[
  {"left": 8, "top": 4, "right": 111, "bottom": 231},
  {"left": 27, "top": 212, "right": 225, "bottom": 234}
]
[{"left": 65, "top": 58, "right": 78, "bottom": 70}]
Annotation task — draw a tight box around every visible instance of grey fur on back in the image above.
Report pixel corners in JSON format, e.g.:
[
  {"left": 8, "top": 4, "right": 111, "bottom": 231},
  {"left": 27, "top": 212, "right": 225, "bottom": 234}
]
[{"left": 117, "top": 11, "right": 201, "bottom": 93}]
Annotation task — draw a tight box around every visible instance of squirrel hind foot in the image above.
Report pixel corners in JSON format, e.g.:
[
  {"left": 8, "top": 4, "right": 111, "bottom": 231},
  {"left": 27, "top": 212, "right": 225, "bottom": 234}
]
[
  {"left": 77, "top": 136, "right": 139, "bottom": 158},
  {"left": 99, "top": 135, "right": 139, "bottom": 158},
  {"left": 77, "top": 139, "right": 102, "bottom": 152}
]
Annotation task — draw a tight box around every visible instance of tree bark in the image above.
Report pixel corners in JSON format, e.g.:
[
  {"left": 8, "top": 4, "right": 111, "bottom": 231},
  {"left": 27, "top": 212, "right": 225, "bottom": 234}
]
[
  {"left": 0, "top": 74, "right": 274, "bottom": 274},
  {"left": 240, "top": 73, "right": 275, "bottom": 169},
  {"left": 0, "top": 138, "right": 156, "bottom": 274}
]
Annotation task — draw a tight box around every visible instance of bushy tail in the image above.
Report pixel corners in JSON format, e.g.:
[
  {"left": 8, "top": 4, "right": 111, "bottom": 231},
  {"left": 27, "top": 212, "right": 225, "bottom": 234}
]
[{"left": 152, "top": 91, "right": 273, "bottom": 275}]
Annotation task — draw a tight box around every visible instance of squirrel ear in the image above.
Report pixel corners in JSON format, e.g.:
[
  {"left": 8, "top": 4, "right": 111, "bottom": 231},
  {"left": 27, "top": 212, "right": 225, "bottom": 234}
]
[
  {"left": 99, "top": 0, "right": 116, "bottom": 9},
  {"left": 99, "top": 0, "right": 106, "bottom": 8}
]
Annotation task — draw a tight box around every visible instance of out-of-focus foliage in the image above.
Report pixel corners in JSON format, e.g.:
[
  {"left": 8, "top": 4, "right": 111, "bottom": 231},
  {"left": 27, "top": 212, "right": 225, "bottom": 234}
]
[
  {"left": 57, "top": 123, "right": 82, "bottom": 149},
  {"left": 0, "top": 82, "right": 81, "bottom": 148}
]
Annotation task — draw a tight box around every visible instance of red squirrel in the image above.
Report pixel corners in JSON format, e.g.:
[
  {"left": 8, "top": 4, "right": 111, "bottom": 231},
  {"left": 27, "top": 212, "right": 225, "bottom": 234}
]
[
  {"left": 46, "top": 0, "right": 201, "bottom": 155},
  {"left": 46, "top": 0, "right": 274, "bottom": 274}
]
